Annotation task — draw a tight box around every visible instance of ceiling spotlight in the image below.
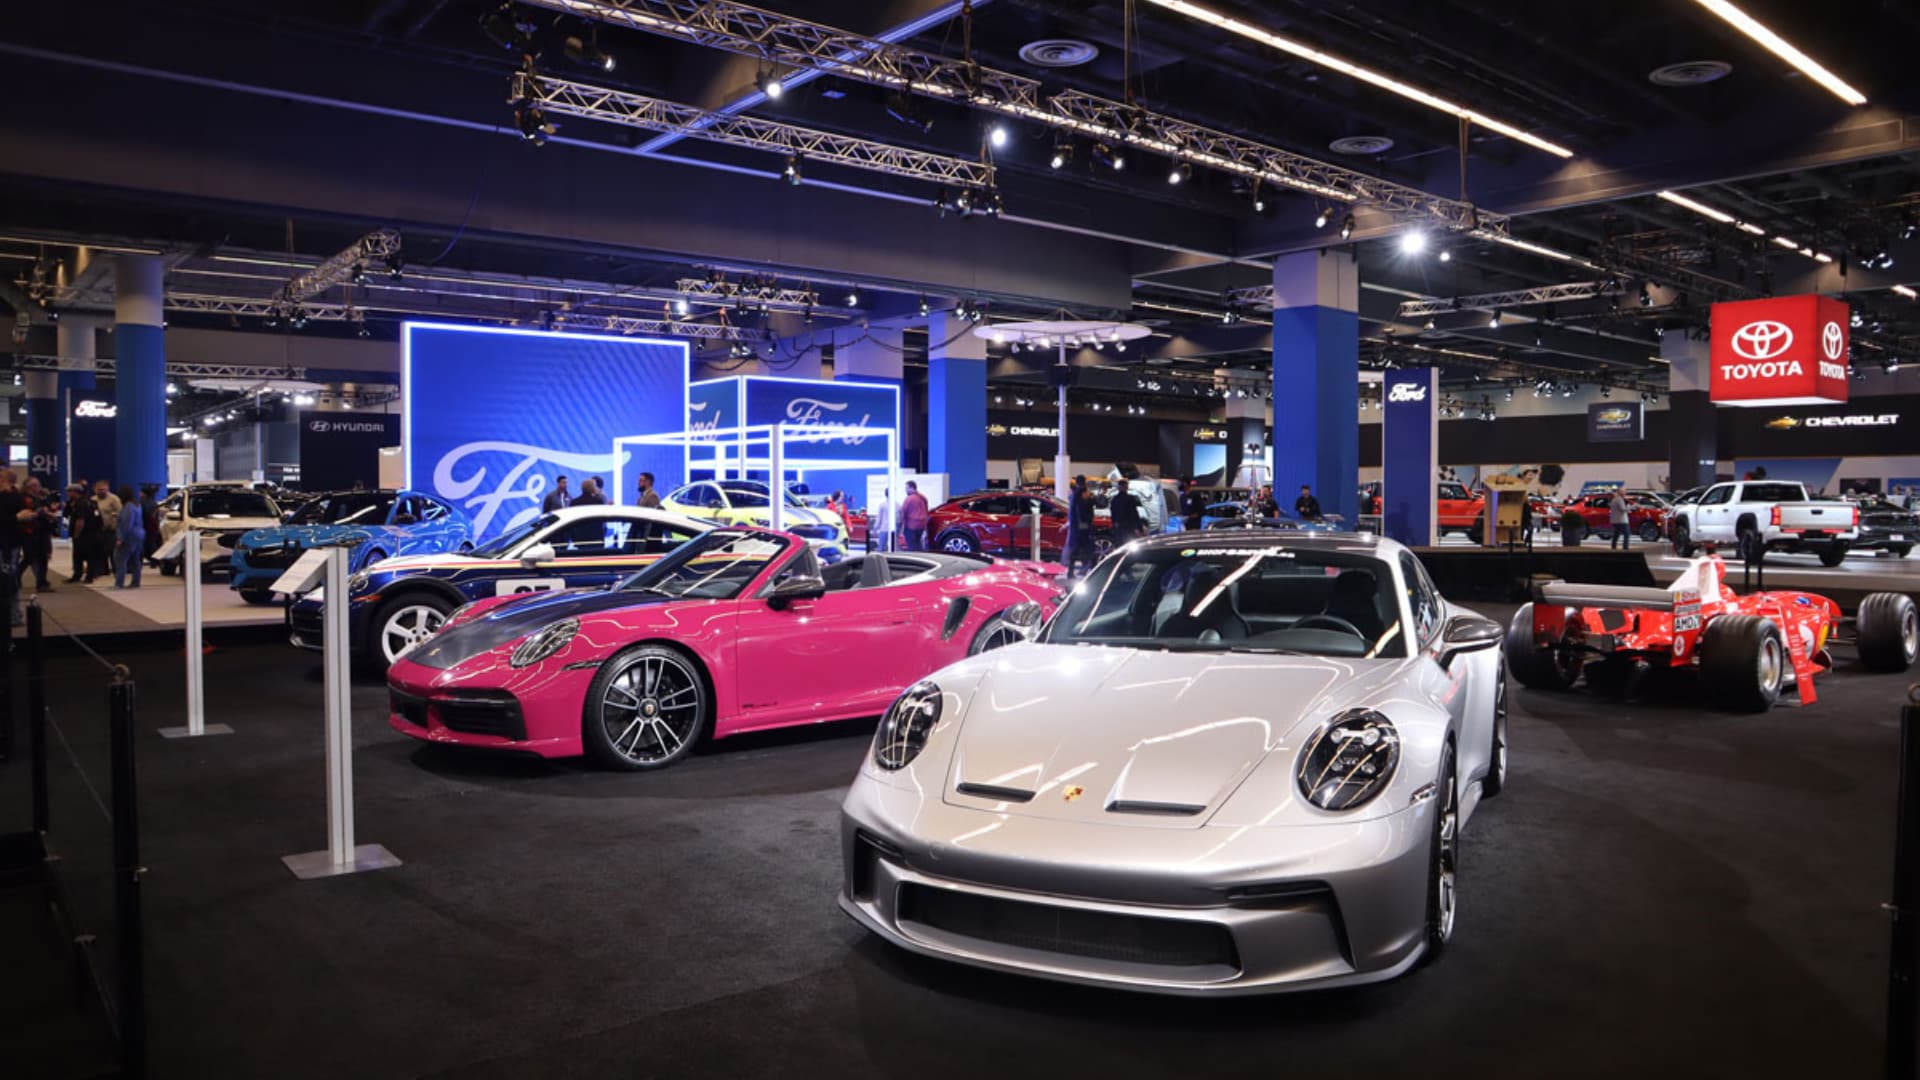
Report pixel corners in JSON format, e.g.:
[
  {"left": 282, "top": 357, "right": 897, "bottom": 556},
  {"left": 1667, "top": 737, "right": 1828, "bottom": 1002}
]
[
  {"left": 1488, "top": 310, "right": 1503, "bottom": 328},
  {"left": 755, "top": 68, "right": 785, "bottom": 100},
  {"left": 1315, "top": 208, "right": 1331, "bottom": 229},
  {"left": 1050, "top": 141, "right": 1072, "bottom": 170},
  {"left": 165, "top": 382, "right": 178, "bottom": 395},
  {"left": 1221, "top": 307, "right": 1241, "bottom": 325},
  {"left": 1851, "top": 310, "right": 1864, "bottom": 328},
  {"left": 782, "top": 154, "right": 802, "bottom": 185},
  {"left": 479, "top": 2, "right": 531, "bottom": 51},
  {"left": 917, "top": 295, "right": 930, "bottom": 316},
  {"left": 845, "top": 290, "right": 860, "bottom": 307},
  {"left": 1424, "top": 317, "right": 1437, "bottom": 331},
  {"left": 1091, "top": 142, "right": 1124, "bottom": 171},
  {"left": 1638, "top": 283, "right": 1654, "bottom": 307},
  {"left": 1504, "top": 387, "right": 1515, "bottom": 401},
  {"left": 564, "top": 27, "right": 616, "bottom": 72},
  {"left": 673, "top": 297, "right": 690, "bottom": 316},
  {"left": 514, "top": 106, "right": 554, "bottom": 145},
  {"left": 1115, "top": 340, "right": 1126, "bottom": 353},
  {"left": 988, "top": 123, "right": 1010, "bottom": 149},
  {"left": 1339, "top": 214, "right": 1355, "bottom": 240},
  {"left": 1438, "top": 249, "right": 1452, "bottom": 263},
  {"left": 1168, "top": 161, "right": 1193, "bottom": 186},
  {"left": 385, "top": 254, "right": 405, "bottom": 280},
  {"left": 1399, "top": 230, "right": 1428, "bottom": 256}
]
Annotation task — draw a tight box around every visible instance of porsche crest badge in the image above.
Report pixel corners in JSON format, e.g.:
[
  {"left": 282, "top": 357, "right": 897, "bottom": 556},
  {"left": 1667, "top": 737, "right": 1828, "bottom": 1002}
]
[{"left": 1063, "top": 785, "right": 1085, "bottom": 802}]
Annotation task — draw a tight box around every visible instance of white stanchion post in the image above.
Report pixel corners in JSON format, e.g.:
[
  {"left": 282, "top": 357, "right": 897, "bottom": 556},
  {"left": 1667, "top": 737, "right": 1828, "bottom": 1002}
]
[
  {"left": 1031, "top": 508, "right": 1041, "bottom": 561},
  {"left": 160, "top": 529, "right": 231, "bottom": 739},
  {"left": 282, "top": 546, "right": 399, "bottom": 879},
  {"left": 770, "top": 422, "right": 785, "bottom": 533}
]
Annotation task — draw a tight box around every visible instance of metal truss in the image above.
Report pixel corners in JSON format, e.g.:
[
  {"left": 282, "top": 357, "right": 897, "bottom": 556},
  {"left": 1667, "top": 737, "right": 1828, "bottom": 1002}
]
[
  {"left": 16, "top": 355, "right": 310, "bottom": 380},
  {"left": 168, "top": 293, "right": 356, "bottom": 320},
  {"left": 675, "top": 277, "right": 820, "bottom": 310},
  {"left": 281, "top": 229, "right": 401, "bottom": 303},
  {"left": 521, "top": 0, "right": 1503, "bottom": 231},
  {"left": 1395, "top": 281, "right": 1616, "bottom": 317},
  {"left": 545, "top": 311, "right": 772, "bottom": 341},
  {"left": 514, "top": 72, "right": 996, "bottom": 188}
]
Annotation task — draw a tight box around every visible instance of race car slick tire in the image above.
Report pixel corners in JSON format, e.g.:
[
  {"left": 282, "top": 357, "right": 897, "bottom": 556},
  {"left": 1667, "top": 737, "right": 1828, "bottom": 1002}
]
[
  {"left": 583, "top": 644, "right": 710, "bottom": 771},
  {"left": 969, "top": 614, "right": 1027, "bottom": 656},
  {"left": 1700, "top": 615, "right": 1785, "bottom": 713},
  {"left": 1483, "top": 663, "right": 1508, "bottom": 798},
  {"left": 371, "top": 593, "right": 454, "bottom": 669},
  {"left": 1638, "top": 521, "right": 1662, "bottom": 543},
  {"left": 1817, "top": 544, "right": 1849, "bottom": 568},
  {"left": 1857, "top": 592, "right": 1920, "bottom": 673},
  {"left": 936, "top": 530, "right": 979, "bottom": 555},
  {"left": 1505, "top": 604, "right": 1578, "bottom": 690},
  {"left": 1671, "top": 520, "right": 1695, "bottom": 557},
  {"left": 239, "top": 588, "right": 277, "bottom": 606},
  {"left": 1422, "top": 742, "right": 1458, "bottom": 962}
]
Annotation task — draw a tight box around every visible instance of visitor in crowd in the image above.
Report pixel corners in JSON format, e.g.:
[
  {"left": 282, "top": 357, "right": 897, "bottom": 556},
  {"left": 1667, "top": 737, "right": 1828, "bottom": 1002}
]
[
  {"left": 635, "top": 472, "right": 661, "bottom": 509},
  {"left": 141, "top": 485, "right": 163, "bottom": 560},
  {"left": 542, "top": 474, "right": 571, "bottom": 512},
  {"left": 825, "top": 490, "right": 846, "bottom": 521},
  {"left": 18, "top": 477, "right": 53, "bottom": 594},
  {"left": 66, "top": 482, "right": 101, "bottom": 584},
  {"left": 1109, "top": 480, "right": 1143, "bottom": 543},
  {"left": 1066, "top": 475, "right": 1096, "bottom": 574},
  {"left": 871, "top": 487, "right": 895, "bottom": 552},
  {"left": 1609, "top": 489, "right": 1631, "bottom": 550},
  {"left": 92, "top": 479, "right": 122, "bottom": 581},
  {"left": 1254, "top": 485, "right": 1279, "bottom": 519},
  {"left": 900, "top": 480, "right": 929, "bottom": 551},
  {"left": 1181, "top": 478, "right": 1206, "bottom": 531},
  {"left": 113, "top": 485, "right": 145, "bottom": 588},
  {"left": 572, "top": 477, "right": 606, "bottom": 506},
  {"left": 1295, "top": 484, "right": 1322, "bottom": 521},
  {"left": 0, "top": 471, "right": 25, "bottom": 626}
]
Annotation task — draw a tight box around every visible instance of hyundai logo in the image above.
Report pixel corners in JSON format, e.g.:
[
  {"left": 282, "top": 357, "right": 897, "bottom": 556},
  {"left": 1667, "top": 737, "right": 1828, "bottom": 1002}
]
[
  {"left": 1821, "top": 320, "right": 1844, "bottom": 361},
  {"left": 1730, "top": 320, "right": 1794, "bottom": 361}
]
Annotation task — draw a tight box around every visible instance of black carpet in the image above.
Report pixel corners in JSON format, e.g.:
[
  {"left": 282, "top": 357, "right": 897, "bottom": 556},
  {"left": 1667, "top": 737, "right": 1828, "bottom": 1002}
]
[{"left": 2, "top": 611, "right": 1909, "bottom": 1079}]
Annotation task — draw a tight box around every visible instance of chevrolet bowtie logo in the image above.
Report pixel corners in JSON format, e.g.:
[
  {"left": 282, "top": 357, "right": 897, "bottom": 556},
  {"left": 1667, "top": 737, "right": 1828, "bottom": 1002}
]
[{"left": 1765, "top": 416, "right": 1801, "bottom": 430}]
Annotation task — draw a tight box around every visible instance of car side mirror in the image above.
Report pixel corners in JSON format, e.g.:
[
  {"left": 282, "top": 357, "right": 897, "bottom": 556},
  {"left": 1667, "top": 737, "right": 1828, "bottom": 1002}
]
[
  {"left": 767, "top": 574, "right": 828, "bottom": 610},
  {"left": 1438, "top": 614, "right": 1503, "bottom": 669},
  {"left": 519, "top": 541, "right": 557, "bottom": 567},
  {"left": 165, "top": 511, "right": 182, "bottom": 522},
  {"left": 1000, "top": 600, "right": 1046, "bottom": 640}
]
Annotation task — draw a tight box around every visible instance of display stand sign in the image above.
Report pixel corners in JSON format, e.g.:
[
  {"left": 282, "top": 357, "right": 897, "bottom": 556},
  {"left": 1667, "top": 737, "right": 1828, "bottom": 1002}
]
[
  {"left": 1380, "top": 369, "right": 1440, "bottom": 547},
  {"left": 156, "top": 530, "right": 232, "bottom": 740},
  {"left": 271, "top": 548, "right": 333, "bottom": 595},
  {"left": 1709, "top": 295, "right": 1850, "bottom": 407}
]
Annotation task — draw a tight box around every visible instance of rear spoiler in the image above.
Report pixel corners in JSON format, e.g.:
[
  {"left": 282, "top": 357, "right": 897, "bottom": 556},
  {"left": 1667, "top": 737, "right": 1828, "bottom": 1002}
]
[{"left": 1538, "top": 582, "right": 1680, "bottom": 612}]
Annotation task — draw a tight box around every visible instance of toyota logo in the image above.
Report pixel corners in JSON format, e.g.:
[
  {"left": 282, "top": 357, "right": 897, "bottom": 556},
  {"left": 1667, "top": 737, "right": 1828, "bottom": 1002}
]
[
  {"left": 1821, "top": 320, "right": 1844, "bottom": 361},
  {"left": 1731, "top": 320, "right": 1793, "bottom": 361}
]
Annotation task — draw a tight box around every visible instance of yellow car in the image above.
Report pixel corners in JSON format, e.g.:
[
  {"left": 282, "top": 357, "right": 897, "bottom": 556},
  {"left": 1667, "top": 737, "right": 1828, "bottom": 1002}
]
[{"left": 660, "top": 480, "right": 849, "bottom": 560}]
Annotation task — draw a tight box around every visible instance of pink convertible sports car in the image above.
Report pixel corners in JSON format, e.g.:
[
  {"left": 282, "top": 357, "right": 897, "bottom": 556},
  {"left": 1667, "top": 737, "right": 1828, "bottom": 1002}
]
[{"left": 387, "top": 529, "right": 1066, "bottom": 770}]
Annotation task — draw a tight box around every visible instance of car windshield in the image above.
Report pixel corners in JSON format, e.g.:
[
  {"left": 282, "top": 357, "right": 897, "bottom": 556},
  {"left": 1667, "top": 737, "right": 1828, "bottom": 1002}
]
[
  {"left": 717, "top": 482, "right": 803, "bottom": 509},
  {"left": 472, "top": 514, "right": 553, "bottom": 558},
  {"left": 1042, "top": 543, "right": 1407, "bottom": 658},
  {"left": 1743, "top": 482, "right": 1807, "bottom": 503},
  {"left": 616, "top": 531, "right": 787, "bottom": 600},
  {"left": 188, "top": 489, "right": 278, "bottom": 518},
  {"left": 289, "top": 492, "right": 395, "bottom": 525}
]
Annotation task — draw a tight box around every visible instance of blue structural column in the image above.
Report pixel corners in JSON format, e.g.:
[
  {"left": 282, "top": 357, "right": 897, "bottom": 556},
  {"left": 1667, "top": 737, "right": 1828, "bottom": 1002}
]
[
  {"left": 113, "top": 254, "right": 167, "bottom": 490},
  {"left": 925, "top": 312, "right": 986, "bottom": 494},
  {"left": 1269, "top": 249, "right": 1359, "bottom": 524},
  {"left": 1381, "top": 368, "right": 1440, "bottom": 547},
  {"left": 50, "top": 315, "right": 102, "bottom": 489}
]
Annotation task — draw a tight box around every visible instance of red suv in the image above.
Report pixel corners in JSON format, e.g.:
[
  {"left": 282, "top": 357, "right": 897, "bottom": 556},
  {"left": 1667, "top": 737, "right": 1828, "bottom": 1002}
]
[
  {"left": 927, "top": 492, "right": 1113, "bottom": 559},
  {"left": 1557, "top": 491, "right": 1670, "bottom": 543}
]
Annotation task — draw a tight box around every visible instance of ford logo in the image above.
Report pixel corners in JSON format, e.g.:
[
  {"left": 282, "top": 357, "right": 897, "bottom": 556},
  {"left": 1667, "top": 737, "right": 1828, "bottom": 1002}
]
[
  {"left": 1821, "top": 320, "right": 1844, "bottom": 361},
  {"left": 1730, "top": 320, "right": 1793, "bottom": 361}
]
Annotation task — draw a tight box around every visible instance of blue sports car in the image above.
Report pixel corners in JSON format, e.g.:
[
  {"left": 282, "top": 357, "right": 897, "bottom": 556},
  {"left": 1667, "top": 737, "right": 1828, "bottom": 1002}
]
[
  {"left": 229, "top": 489, "right": 474, "bottom": 603},
  {"left": 286, "top": 505, "right": 713, "bottom": 668},
  {"left": 1200, "top": 500, "right": 1343, "bottom": 532}
]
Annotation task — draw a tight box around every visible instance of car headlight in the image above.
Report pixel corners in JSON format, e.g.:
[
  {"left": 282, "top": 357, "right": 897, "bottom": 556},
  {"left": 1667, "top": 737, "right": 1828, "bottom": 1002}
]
[
  {"left": 1296, "top": 709, "right": 1400, "bottom": 811},
  {"left": 509, "top": 618, "right": 579, "bottom": 668},
  {"left": 873, "top": 681, "right": 942, "bottom": 770},
  {"left": 346, "top": 571, "right": 372, "bottom": 595},
  {"left": 749, "top": 516, "right": 772, "bottom": 527}
]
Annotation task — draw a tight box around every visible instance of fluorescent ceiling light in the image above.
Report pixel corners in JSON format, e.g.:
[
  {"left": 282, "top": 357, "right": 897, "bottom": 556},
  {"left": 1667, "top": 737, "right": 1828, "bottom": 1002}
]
[
  {"left": 1471, "top": 229, "right": 1600, "bottom": 269},
  {"left": 1771, "top": 236, "right": 1799, "bottom": 249},
  {"left": 1813, "top": 252, "right": 1834, "bottom": 263},
  {"left": 1735, "top": 222, "right": 1767, "bottom": 236},
  {"left": 1693, "top": 0, "right": 1866, "bottom": 106},
  {"left": 1657, "top": 189, "right": 1733, "bottom": 223},
  {"left": 1893, "top": 284, "right": 1917, "bottom": 300},
  {"left": 1142, "top": 0, "right": 1574, "bottom": 158}
]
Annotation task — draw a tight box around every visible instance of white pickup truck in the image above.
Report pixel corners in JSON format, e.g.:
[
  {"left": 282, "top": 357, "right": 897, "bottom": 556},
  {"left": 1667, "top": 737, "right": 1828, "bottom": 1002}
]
[{"left": 1669, "top": 480, "right": 1860, "bottom": 566}]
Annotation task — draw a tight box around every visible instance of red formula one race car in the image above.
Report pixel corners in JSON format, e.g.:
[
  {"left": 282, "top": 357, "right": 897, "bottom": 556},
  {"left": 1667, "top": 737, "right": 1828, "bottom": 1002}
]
[{"left": 1504, "top": 553, "right": 1917, "bottom": 711}]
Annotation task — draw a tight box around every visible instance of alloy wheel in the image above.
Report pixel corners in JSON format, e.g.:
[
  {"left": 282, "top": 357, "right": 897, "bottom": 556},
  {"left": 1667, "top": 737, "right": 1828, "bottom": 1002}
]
[
  {"left": 601, "top": 653, "right": 703, "bottom": 765},
  {"left": 1435, "top": 764, "right": 1458, "bottom": 943},
  {"left": 1757, "top": 634, "right": 1783, "bottom": 694},
  {"left": 942, "top": 533, "right": 974, "bottom": 553},
  {"left": 1903, "top": 608, "right": 1918, "bottom": 661},
  {"left": 380, "top": 605, "right": 446, "bottom": 664},
  {"left": 1492, "top": 672, "right": 1509, "bottom": 787}
]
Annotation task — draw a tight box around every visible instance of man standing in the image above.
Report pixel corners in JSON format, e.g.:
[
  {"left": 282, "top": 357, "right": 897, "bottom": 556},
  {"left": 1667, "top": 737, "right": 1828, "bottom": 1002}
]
[
  {"left": 900, "top": 481, "right": 930, "bottom": 551},
  {"left": 635, "top": 472, "right": 661, "bottom": 509},
  {"left": 1066, "top": 476, "right": 1097, "bottom": 574},
  {"left": 1109, "top": 481, "right": 1143, "bottom": 544},
  {"left": 113, "top": 485, "right": 145, "bottom": 588},
  {"left": 66, "top": 482, "right": 100, "bottom": 583},
  {"left": 92, "top": 479, "right": 122, "bottom": 582},
  {"left": 1295, "top": 484, "right": 1322, "bottom": 521},
  {"left": 542, "top": 475, "right": 572, "bottom": 512},
  {"left": 0, "top": 471, "right": 25, "bottom": 625},
  {"left": 572, "top": 477, "right": 606, "bottom": 507},
  {"left": 1608, "top": 489, "right": 1631, "bottom": 550},
  {"left": 1253, "top": 485, "right": 1279, "bottom": 519},
  {"left": 18, "top": 477, "right": 53, "bottom": 594},
  {"left": 1181, "top": 478, "right": 1206, "bottom": 532}
]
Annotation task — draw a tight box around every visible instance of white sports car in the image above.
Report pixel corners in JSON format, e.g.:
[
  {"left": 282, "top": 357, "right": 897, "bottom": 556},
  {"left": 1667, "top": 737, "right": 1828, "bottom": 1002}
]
[{"left": 840, "top": 530, "right": 1507, "bottom": 994}]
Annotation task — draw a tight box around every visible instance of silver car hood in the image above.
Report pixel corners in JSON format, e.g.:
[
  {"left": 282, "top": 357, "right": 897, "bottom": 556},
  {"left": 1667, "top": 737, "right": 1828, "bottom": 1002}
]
[{"left": 942, "top": 644, "right": 1413, "bottom": 828}]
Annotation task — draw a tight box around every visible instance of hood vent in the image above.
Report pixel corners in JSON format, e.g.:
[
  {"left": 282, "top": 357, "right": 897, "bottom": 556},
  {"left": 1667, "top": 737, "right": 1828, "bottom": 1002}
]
[
  {"left": 955, "top": 782, "right": 1035, "bottom": 803},
  {"left": 1107, "top": 799, "right": 1205, "bottom": 817}
]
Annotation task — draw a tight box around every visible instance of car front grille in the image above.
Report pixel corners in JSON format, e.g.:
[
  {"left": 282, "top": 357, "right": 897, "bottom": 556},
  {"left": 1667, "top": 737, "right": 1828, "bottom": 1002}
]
[
  {"left": 897, "top": 883, "right": 1239, "bottom": 970},
  {"left": 215, "top": 531, "right": 247, "bottom": 550},
  {"left": 390, "top": 689, "right": 430, "bottom": 729},
  {"left": 433, "top": 691, "right": 527, "bottom": 741},
  {"left": 244, "top": 547, "right": 301, "bottom": 570},
  {"left": 789, "top": 523, "right": 837, "bottom": 541}
]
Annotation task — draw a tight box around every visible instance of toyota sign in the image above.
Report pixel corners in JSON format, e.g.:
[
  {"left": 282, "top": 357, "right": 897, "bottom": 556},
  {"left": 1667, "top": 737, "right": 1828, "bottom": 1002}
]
[{"left": 1708, "top": 295, "right": 1850, "bottom": 407}]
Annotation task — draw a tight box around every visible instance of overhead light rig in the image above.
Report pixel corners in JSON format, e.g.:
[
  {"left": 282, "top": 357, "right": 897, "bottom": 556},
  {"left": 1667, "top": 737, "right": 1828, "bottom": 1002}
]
[
  {"left": 514, "top": 0, "right": 1505, "bottom": 234},
  {"left": 14, "top": 356, "right": 311, "bottom": 381},
  {"left": 280, "top": 229, "right": 402, "bottom": 304},
  {"left": 1394, "top": 281, "right": 1621, "bottom": 318}
]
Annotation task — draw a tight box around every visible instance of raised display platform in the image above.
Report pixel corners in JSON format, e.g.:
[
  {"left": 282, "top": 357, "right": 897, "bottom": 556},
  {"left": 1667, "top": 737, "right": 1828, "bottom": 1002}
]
[{"left": 1413, "top": 545, "right": 1656, "bottom": 603}]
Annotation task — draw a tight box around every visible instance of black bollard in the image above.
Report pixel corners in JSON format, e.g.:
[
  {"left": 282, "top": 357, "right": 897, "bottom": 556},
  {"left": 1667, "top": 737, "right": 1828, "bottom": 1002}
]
[
  {"left": 108, "top": 674, "right": 145, "bottom": 1079},
  {"left": 1890, "top": 687, "right": 1920, "bottom": 1080},
  {"left": 27, "top": 604, "right": 46, "bottom": 834}
]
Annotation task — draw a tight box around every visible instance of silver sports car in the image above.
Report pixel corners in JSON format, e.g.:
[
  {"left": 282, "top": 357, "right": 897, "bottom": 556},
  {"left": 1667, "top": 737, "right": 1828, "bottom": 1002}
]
[{"left": 839, "top": 530, "right": 1507, "bottom": 995}]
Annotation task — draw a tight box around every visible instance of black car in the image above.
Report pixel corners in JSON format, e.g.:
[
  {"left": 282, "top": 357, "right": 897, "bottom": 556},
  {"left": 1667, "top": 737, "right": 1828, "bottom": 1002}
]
[{"left": 1852, "top": 497, "right": 1917, "bottom": 557}]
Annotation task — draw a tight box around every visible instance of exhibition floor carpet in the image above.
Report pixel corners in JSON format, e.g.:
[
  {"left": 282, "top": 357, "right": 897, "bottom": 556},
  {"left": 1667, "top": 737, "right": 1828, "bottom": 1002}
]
[{"left": 2, "top": 617, "right": 1908, "bottom": 1079}]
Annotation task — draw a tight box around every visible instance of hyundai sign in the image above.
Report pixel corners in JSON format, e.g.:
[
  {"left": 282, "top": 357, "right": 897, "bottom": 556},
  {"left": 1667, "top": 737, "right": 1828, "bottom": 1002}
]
[
  {"left": 1708, "top": 295, "right": 1849, "bottom": 407},
  {"left": 403, "top": 323, "right": 689, "bottom": 541}
]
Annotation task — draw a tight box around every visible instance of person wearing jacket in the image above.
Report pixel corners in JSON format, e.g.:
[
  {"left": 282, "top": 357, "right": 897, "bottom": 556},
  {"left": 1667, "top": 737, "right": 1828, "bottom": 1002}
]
[
  {"left": 113, "top": 485, "right": 145, "bottom": 588},
  {"left": 66, "top": 483, "right": 100, "bottom": 583},
  {"left": 900, "top": 481, "right": 930, "bottom": 551}
]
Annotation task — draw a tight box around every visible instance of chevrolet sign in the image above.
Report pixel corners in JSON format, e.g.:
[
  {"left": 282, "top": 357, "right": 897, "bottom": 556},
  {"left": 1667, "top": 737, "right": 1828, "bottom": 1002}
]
[{"left": 1802, "top": 413, "right": 1898, "bottom": 428}]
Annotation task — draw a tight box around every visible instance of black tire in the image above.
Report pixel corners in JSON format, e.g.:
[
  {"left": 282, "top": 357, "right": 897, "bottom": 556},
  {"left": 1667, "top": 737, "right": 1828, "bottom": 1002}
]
[
  {"left": 1638, "top": 520, "right": 1662, "bottom": 543},
  {"left": 582, "top": 644, "right": 710, "bottom": 770},
  {"left": 1857, "top": 592, "right": 1919, "bottom": 673},
  {"left": 1483, "top": 662, "right": 1507, "bottom": 798},
  {"left": 1504, "top": 603, "right": 1578, "bottom": 690},
  {"left": 969, "top": 614, "right": 1027, "bottom": 655},
  {"left": 1817, "top": 544, "right": 1849, "bottom": 568},
  {"left": 1569, "top": 518, "right": 1588, "bottom": 543},
  {"left": 1699, "top": 614, "right": 1786, "bottom": 712},
  {"left": 1893, "top": 545, "right": 1914, "bottom": 559},
  {"left": 368, "top": 592, "right": 455, "bottom": 668},
  {"left": 935, "top": 529, "right": 979, "bottom": 555},
  {"left": 1422, "top": 742, "right": 1458, "bottom": 962},
  {"left": 1736, "top": 526, "right": 1763, "bottom": 565},
  {"left": 1467, "top": 517, "right": 1485, "bottom": 544},
  {"left": 239, "top": 588, "right": 277, "bottom": 606},
  {"left": 1671, "top": 519, "right": 1696, "bottom": 557}
]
